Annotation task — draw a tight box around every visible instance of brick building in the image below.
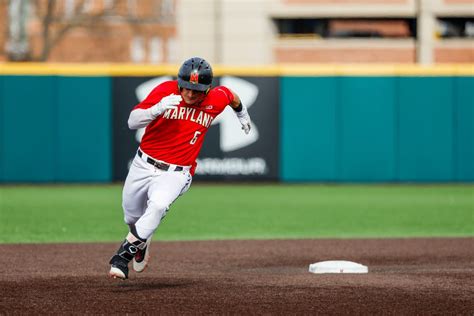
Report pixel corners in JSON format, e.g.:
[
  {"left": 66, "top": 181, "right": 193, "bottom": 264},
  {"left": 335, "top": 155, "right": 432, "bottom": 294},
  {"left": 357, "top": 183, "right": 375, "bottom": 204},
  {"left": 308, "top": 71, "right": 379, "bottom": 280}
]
[
  {"left": 0, "top": 0, "right": 473, "bottom": 64},
  {"left": 1, "top": 0, "right": 178, "bottom": 63}
]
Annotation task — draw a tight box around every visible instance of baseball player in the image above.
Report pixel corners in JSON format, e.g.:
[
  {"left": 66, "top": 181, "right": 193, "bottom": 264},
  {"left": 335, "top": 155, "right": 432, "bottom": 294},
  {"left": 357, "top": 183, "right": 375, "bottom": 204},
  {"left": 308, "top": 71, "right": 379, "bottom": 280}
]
[{"left": 109, "top": 57, "right": 251, "bottom": 279}]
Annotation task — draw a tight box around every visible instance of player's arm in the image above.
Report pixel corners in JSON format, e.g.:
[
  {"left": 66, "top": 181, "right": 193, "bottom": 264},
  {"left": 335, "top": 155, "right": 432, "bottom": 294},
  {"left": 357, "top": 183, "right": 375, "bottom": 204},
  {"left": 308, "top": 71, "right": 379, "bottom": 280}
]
[
  {"left": 128, "top": 93, "right": 182, "bottom": 130},
  {"left": 228, "top": 89, "right": 251, "bottom": 135}
]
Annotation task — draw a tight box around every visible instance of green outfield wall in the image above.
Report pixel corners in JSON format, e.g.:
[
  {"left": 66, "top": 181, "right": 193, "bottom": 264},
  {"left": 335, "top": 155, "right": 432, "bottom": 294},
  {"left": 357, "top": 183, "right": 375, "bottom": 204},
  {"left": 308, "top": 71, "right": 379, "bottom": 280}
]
[{"left": 0, "top": 64, "right": 472, "bottom": 182}]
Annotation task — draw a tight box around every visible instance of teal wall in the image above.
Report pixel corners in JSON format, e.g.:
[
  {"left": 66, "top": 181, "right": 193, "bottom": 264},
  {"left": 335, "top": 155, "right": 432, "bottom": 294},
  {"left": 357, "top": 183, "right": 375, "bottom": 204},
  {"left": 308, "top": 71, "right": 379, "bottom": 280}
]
[
  {"left": 281, "top": 77, "right": 338, "bottom": 181},
  {"left": 0, "top": 73, "right": 472, "bottom": 182},
  {"left": 455, "top": 77, "right": 474, "bottom": 181},
  {"left": 397, "top": 77, "right": 454, "bottom": 181},
  {"left": 0, "top": 76, "right": 111, "bottom": 182},
  {"left": 281, "top": 76, "right": 474, "bottom": 182},
  {"left": 339, "top": 77, "right": 397, "bottom": 181},
  {"left": 1, "top": 76, "right": 56, "bottom": 182}
]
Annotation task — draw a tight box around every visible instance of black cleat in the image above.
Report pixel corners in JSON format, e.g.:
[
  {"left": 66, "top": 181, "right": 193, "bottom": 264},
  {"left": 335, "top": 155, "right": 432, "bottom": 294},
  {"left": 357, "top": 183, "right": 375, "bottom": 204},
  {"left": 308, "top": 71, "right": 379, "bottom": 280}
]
[{"left": 109, "top": 255, "right": 129, "bottom": 280}]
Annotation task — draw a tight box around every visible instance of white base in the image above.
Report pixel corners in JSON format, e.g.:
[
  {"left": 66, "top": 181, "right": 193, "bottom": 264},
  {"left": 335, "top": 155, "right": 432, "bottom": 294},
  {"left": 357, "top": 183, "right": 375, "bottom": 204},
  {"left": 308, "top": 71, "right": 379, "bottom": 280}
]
[{"left": 309, "top": 260, "right": 368, "bottom": 274}]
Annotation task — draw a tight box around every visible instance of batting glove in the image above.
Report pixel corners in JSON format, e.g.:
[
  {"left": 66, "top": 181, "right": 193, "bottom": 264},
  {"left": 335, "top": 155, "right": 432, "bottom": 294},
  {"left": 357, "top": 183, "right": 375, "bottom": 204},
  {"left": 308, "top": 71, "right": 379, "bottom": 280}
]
[
  {"left": 151, "top": 94, "right": 182, "bottom": 117},
  {"left": 235, "top": 105, "right": 251, "bottom": 134}
]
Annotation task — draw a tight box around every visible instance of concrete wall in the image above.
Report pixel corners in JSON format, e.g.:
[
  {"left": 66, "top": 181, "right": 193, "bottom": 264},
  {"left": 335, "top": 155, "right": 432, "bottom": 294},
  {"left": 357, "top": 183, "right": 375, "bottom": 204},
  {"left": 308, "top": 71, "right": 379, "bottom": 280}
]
[
  {"left": 177, "top": 0, "right": 275, "bottom": 65},
  {"left": 177, "top": 0, "right": 473, "bottom": 64}
]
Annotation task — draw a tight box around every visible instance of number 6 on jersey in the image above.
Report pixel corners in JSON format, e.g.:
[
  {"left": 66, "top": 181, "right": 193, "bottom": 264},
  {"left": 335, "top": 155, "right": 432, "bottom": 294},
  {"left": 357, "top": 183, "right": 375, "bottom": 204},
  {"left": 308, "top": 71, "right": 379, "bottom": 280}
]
[{"left": 190, "top": 131, "right": 202, "bottom": 145}]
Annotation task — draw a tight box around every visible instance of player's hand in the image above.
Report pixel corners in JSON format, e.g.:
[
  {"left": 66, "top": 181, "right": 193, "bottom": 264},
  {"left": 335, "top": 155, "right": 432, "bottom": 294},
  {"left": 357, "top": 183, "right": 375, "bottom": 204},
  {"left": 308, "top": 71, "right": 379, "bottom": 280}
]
[
  {"left": 151, "top": 94, "right": 182, "bottom": 117},
  {"left": 236, "top": 111, "right": 251, "bottom": 134},
  {"left": 240, "top": 118, "right": 251, "bottom": 134}
]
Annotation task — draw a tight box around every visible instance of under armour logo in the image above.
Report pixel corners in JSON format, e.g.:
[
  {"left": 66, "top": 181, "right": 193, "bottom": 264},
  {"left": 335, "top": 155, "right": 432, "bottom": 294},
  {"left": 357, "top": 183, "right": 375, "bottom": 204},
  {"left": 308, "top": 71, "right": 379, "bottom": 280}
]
[{"left": 212, "top": 76, "right": 259, "bottom": 152}]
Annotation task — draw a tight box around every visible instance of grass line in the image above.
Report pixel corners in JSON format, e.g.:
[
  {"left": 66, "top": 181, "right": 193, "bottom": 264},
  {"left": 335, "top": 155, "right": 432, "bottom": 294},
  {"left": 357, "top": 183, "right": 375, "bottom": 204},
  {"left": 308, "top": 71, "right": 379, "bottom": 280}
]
[{"left": 0, "top": 184, "right": 472, "bottom": 243}]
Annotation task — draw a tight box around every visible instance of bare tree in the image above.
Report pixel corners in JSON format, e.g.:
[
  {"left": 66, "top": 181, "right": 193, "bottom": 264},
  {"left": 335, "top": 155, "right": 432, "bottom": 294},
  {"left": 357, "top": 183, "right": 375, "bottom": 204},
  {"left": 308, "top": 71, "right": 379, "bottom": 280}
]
[
  {"left": 6, "top": 0, "right": 30, "bottom": 61},
  {"left": 35, "top": 0, "right": 117, "bottom": 61},
  {"left": 6, "top": 0, "right": 115, "bottom": 61},
  {"left": 5, "top": 0, "right": 173, "bottom": 62}
]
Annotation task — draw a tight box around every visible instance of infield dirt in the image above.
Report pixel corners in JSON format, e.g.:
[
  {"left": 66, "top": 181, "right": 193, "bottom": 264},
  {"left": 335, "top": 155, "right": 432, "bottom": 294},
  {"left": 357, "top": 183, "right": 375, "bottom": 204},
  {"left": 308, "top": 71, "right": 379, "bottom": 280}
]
[{"left": 0, "top": 238, "right": 472, "bottom": 315}]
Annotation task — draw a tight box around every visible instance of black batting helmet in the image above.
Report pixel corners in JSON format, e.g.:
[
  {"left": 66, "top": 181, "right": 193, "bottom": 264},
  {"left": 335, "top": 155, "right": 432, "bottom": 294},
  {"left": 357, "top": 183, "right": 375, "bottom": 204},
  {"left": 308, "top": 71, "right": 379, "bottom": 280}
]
[{"left": 177, "top": 57, "right": 213, "bottom": 92}]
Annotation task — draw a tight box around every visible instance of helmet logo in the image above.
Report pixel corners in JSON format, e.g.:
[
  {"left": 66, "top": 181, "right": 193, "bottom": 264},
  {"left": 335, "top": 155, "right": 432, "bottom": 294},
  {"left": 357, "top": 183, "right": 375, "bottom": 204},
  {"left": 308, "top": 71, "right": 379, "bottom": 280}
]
[{"left": 190, "top": 71, "right": 199, "bottom": 84}]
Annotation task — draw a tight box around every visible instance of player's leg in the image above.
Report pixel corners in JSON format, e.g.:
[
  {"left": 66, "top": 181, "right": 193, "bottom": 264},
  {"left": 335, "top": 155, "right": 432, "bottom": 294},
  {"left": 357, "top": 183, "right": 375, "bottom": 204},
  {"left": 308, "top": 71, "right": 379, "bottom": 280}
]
[
  {"left": 109, "top": 155, "right": 152, "bottom": 279},
  {"left": 134, "top": 170, "right": 192, "bottom": 240},
  {"left": 132, "top": 169, "right": 192, "bottom": 273},
  {"left": 122, "top": 156, "right": 152, "bottom": 226}
]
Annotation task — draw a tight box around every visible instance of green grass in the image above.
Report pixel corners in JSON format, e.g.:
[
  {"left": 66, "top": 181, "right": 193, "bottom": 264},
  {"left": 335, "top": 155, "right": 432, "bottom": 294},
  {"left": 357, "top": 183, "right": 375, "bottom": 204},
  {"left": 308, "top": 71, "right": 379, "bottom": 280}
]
[{"left": 0, "top": 184, "right": 473, "bottom": 243}]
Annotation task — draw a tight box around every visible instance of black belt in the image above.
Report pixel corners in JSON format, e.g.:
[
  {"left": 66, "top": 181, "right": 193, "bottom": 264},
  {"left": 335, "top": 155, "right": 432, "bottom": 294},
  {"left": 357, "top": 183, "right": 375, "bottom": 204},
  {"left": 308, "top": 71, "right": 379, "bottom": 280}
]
[{"left": 138, "top": 149, "right": 183, "bottom": 172}]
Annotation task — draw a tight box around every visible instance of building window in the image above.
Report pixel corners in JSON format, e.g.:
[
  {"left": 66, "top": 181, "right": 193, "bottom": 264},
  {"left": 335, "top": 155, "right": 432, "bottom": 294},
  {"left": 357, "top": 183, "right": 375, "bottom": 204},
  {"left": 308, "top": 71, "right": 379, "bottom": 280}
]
[
  {"left": 127, "top": 0, "right": 137, "bottom": 16},
  {"left": 64, "top": 0, "right": 75, "bottom": 18},
  {"left": 436, "top": 17, "right": 474, "bottom": 38},
  {"left": 274, "top": 18, "right": 327, "bottom": 38},
  {"left": 104, "top": 0, "right": 115, "bottom": 11},
  {"left": 166, "top": 37, "right": 178, "bottom": 63},
  {"left": 131, "top": 36, "right": 145, "bottom": 63},
  {"left": 274, "top": 18, "right": 416, "bottom": 38},
  {"left": 82, "top": 0, "right": 94, "bottom": 13},
  {"left": 149, "top": 37, "right": 162, "bottom": 64},
  {"left": 161, "top": 0, "right": 174, "bottom": 18}
]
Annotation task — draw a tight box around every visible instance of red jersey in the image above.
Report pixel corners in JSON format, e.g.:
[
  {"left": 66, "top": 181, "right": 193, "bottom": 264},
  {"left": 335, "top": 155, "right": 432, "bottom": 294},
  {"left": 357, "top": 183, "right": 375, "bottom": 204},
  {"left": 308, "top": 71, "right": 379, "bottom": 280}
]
[{"left": 133, "top": 80, "right": 234, "bottom": 174}]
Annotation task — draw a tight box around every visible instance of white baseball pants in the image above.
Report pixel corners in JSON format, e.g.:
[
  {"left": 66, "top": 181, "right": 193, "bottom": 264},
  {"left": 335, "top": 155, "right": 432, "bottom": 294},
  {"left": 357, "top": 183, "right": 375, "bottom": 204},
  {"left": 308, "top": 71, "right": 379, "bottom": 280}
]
[{"left": 121, "top": 152, "right": 192, "bottom": 240}]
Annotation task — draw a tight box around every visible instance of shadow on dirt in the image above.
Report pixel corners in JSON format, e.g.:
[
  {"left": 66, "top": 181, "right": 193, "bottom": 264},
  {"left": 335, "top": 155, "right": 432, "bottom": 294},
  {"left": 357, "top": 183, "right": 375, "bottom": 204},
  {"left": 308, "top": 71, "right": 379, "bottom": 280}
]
[{"left": 109, "top": 278, "right": 198, "bottom": 292}]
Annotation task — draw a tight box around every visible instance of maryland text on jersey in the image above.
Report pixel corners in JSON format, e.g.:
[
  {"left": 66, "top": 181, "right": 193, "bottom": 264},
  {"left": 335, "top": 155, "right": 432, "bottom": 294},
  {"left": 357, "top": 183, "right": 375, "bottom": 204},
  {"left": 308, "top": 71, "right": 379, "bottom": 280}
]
[{"left": 162, "top": 106, "right": 215, "bottom": 128}]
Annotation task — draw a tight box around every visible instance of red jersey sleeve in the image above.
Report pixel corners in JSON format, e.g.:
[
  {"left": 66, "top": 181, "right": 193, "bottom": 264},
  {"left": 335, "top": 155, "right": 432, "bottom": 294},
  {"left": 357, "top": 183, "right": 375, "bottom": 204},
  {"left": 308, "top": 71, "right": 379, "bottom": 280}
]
[
  {"left": 211, "top": 86, "right": 235, "bottom": 108},
  {"left": 133, "top": 81, "right": 179, "bottom": 110}
]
